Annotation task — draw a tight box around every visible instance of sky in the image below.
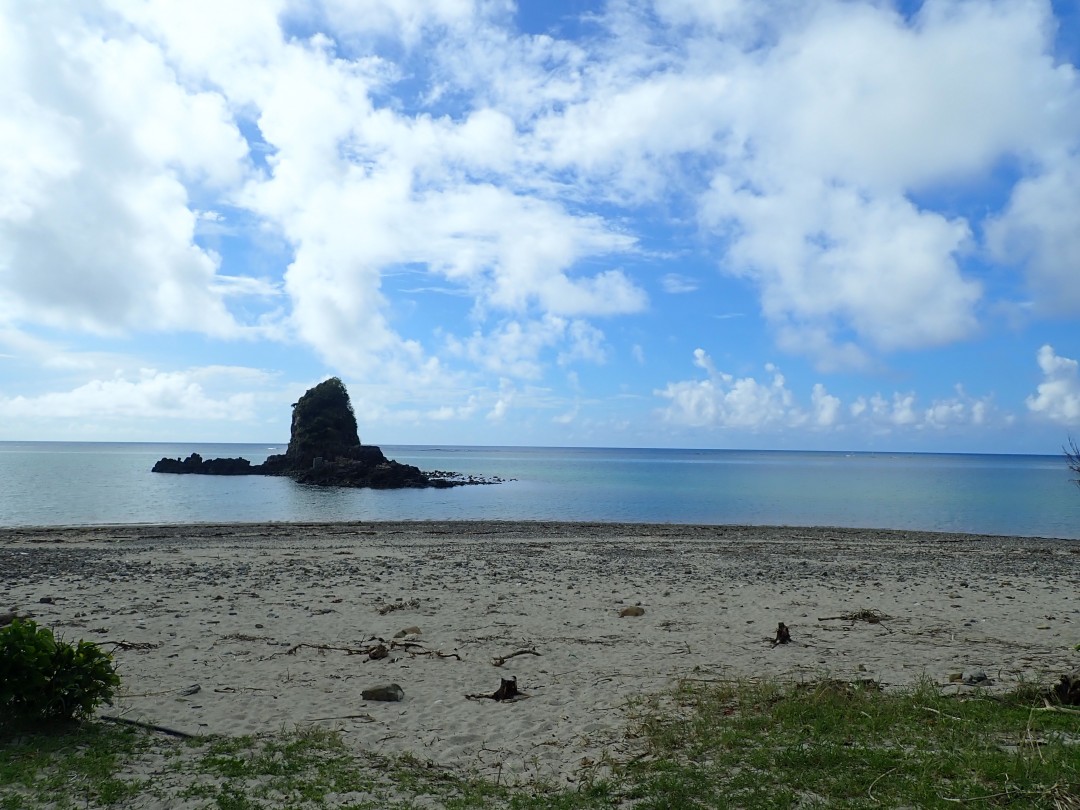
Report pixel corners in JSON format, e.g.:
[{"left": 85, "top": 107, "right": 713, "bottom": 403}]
[{"left": 1, "top": 0, "right": 1080, "bottom": 454}]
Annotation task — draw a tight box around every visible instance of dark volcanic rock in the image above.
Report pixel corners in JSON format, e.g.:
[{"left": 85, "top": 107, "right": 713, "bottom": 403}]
[
  {"left": 152, "top": 453, "right": 255, "bottom": 475},
  {"left": 270, "top": 377, "right": 363, "bottom": 471},
  {"left": 152, "top": 377, "right": 490, "bottom": 489}
]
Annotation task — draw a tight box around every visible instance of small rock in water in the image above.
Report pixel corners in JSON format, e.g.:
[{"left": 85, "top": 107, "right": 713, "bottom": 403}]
[
  {"left": 962, "top": 670, "right": 989, "bottom": 685},
  {"left": 362, "top": 683, "right": 404, "bottom": 702},
  {"left": 394, "top": 626, "right": 422, "bottom": 637},
  {"left": 619, "top": 606, "right": 645, "bottom": 617}
]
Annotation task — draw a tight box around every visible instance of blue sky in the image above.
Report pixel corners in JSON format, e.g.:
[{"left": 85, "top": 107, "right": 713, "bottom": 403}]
[{"left": 1, "top": 0, "right": 1079, "bottom": 453}]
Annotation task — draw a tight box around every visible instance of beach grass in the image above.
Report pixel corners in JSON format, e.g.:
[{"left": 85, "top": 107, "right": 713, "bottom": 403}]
[{"left": 2, "top": 680, "right": 1078, "bottom": 809}]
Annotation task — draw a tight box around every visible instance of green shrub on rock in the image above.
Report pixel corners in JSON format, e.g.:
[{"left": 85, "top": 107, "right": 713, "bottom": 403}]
[{"left": 0, "top": 618, "right": 120, "bottom": 725}]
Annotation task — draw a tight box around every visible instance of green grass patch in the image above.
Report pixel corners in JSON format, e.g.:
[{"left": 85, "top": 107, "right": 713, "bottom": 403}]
[
  {"left": 622, "top": 678, "right": 1080, "bottom": 809},
  {"left": 0, "top": 721, "right": 149, "bottom": 809},
  {"left": 2, "top": 681, "right": 1077, "bottom": 808}
]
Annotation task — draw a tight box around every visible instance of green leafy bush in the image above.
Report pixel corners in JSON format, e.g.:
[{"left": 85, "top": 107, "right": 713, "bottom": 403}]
[{"left": 0, "top": 618, "right": 120, "bottom": 725}]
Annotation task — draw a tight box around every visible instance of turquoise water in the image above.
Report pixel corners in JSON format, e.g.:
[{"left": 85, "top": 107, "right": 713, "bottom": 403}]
[{"left": 0, "top": 442, "right": 1077, "bottom": 538}]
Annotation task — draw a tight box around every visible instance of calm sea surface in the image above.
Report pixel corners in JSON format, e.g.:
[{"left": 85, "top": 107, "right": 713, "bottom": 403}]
[{"left": 0, "top": 442, "right": 1077, "bottom": 538}]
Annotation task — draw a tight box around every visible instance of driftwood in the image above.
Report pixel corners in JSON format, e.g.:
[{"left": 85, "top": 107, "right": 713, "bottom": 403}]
[
  {"left": 378, "top": 598, "right": 421, "bottom": 615},
  {"left": 467, "top": 677, "right": 524, "bottom": 701},
  {"left": 492, "top": 648, "right": 540, "bottom": 667},
  {"left": 104, "top": 640, "right": 161, "bottom": 651},
  {"left": 268, "top": 639, "right": 460, "bottom": 662},
  {"left": 772, "top": 622, "right": 791, "bottom": 647},
  {"left": 273, "top": 642, "right": 373, "bottom": 658},
  {"left": 100, "top": 715, "right": 195, "bottom": 739},
  {"left": 818, "top": 609, "right": 891, "bottom": 624},
  {"left": 304, "top": 713, "right": 376, "bottom": 723}
]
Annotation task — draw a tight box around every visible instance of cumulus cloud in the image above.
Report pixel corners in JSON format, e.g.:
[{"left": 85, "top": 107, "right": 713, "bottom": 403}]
[
  {"left": 659, "top": 349, "right": 999, "bottom": 434},
  {"left": 0, "top": 367, "right": 272, "bottom": 422},
  {"left": 987, "top": 157, "right": 1080, "bottom": 315},
  {"left": 1026, "top": 344, "right": 1080, "bottom": 424},
  {"left": 3, "top": 0, "right": 1078, "bottom": 438},
  {"left": 656, "top": 349, "right": 804, "bottom": 429},
  {"left": 445, "top": 315, "right": 608, "bottom": 379},
  {"left": 0, "top": 3, "right": 254, "bottom": 336}
]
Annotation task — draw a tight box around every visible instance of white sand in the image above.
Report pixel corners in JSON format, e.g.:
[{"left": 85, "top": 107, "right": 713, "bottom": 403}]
[{"left": 2, "top": 522, "right": 1078, "bottom": 785}]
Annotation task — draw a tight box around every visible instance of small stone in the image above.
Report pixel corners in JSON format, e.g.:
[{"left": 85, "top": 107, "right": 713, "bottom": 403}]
[
  {"left": 948, "top": 672, "right": 963, "bottom": 682},
  {"left": 962, "top": 670, "right": 988, "bottom": 685},
  {"left": 362, "top": 683, "right": 404, "bottom": 702},
  {"left": 619, "top": 606, "right": 645, "bottom": 617},
  {"left": 394, "top": 626, "right": 422, "bottom": 638}
]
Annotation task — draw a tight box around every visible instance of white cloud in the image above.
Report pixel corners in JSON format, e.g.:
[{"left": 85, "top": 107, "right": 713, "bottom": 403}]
[
  {"left": 660, "top": 349, "right": 1001, "bottom": 435},
  {"left": 3, "top": 0, "right": 1078, "bottom": 444},
  {"left": 810, "top": 383, "right": 841, "bottom": 427},
  {"left": 849, "top": 386, "right": 998, "bottom": 432},
  {"left": 661, "top": 273, "right": 699, "bottom": 294},
  {"left": 1026, "top": 344, "right": 1080, "bottom": 424},
  {"left": 656, "top": 349, "right": 802, "bottom": 429},
  {"left": 987, "top": 156, "right": 1080, "bottom": 315},
  {"left": 0, "top": 367, "right": 273, "bottom": 422},
  {"left": 706, "top": 177, "right": 980, "bottom": 365},
  {"left": 445, "top": 315, "right": 608, "bottom": 379},
  {"left": 0, "top": 3, "right": 254, "bottom": 337}
]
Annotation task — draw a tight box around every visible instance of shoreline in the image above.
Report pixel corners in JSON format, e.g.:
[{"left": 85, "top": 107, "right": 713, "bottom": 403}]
[
  {"left": 3, "top": 521, "right": 1078, "bottom": 785},
  {"left": 2, "top": 518, "right": 1077, "bottom": 542}
]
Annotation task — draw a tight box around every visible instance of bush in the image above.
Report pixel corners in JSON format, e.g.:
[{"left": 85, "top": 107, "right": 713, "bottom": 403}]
[{"left": 0, "top": 618, "right": 120, "bottom": 725}]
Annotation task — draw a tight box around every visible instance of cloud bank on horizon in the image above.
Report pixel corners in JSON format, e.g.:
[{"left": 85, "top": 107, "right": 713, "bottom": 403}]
[{"left": 1, "top": 0, "right": 1079, "bottom": 452}]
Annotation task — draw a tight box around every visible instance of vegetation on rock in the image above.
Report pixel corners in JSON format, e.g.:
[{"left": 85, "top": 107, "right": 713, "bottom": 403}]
[{"left": 281, "top": 377, "right": 361, "bottom": 469}]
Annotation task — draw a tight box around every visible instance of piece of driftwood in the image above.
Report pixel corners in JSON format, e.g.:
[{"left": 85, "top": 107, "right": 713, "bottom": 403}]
[
  {"left": 818, "top": 609, "right": 891, "bottom": 624},
  {"left": 267, "top": 638, "right": 460, "bottom": 662},
  {"left": 467, "top": 677, "right": 525, "bottom": 701},
  {"left": 100, "top": 715, "right": 195, "bottom": 739},
  {"left": 772, "top": 622, "right": 791, "bottom": 647},
  {"left": 378, "top": 598, "right": 420, "bottom": 615},
  {"left": 104, "top": 640, "right": 161, "bottom": 651},
  {"left": 408, "top": 648, "right": 462, "bottom": 661},
  {"left": 304, "top": 713, "right": 376, "bottom": 723},
  {"left": 492, "top": 648, "right": 540, "bottom": 667}
]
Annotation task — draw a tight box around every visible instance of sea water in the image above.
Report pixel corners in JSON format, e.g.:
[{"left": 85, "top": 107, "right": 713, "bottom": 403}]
[{"left": 0, "top": 442, "right": 1076, "bottom": 538}]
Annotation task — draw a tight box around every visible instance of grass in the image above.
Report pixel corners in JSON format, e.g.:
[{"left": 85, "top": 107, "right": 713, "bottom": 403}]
[
  {"left": 622, "top": 678, "right": 1080, "bottom": 808},
  {"left": 2, "top": 680, "right": 1078, "bottom": 809},
  {"left": 0, "top": 721, "right": 150, "bottom": 809}
]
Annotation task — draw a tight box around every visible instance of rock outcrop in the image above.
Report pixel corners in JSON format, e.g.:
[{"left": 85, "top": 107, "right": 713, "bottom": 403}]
[
  {"left": 152, "top": 377, "right": 484, "bottom": 489},
  {"left": 151, "top": 453, "right": 254, "bottom": 475}
]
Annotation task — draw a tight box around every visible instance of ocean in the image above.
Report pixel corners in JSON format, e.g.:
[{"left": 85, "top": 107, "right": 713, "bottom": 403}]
[{"left": 0, "top": 442, "right": 1077, "bottom": 539}]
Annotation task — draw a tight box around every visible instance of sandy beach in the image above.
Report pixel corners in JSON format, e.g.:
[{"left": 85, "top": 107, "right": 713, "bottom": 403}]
[{"left": 2, "top": 522, "right": 1078, "bottom": 786}]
